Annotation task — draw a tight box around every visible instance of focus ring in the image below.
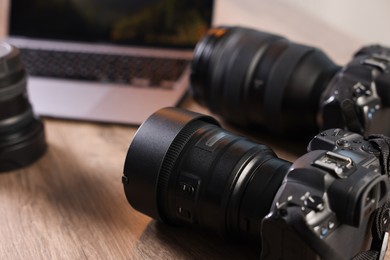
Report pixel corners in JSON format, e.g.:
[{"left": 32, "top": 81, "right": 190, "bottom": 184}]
[
  {"left": 0, "top": 77, "right": 27, "bottom": 101},
  {"left": 157, "top": 120, "right": 204, "bottom": 222}
]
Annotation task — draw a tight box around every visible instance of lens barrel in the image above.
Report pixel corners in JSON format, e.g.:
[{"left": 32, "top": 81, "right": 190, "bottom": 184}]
[
  {"left": 190, "top": 27, "right": 340, "bottom": 135},
  {"left": 123, "top": 107, "right": 291, "bottom": 239},
  {"left": 0, "top": 42, "right": 47, "bottom": 172}
]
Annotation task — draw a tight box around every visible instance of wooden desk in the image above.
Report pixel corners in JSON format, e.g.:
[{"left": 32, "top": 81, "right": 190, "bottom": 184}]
[
  {"left": 1, "top": 98, "right": 390, "bottom": 259},
  {"left": 0, "top": 98, "right": 294, "bottom": 259},
  {"left": 1, "top": 1, "right": 390, "bottom": 259}
]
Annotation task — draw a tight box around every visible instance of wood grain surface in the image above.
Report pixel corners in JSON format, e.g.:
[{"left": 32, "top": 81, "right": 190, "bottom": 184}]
[
  {"left": 0, "top": 99, "right": 293, "bottom": 260},
  {"left": 1, "top": 98, "right": 389, "bottom": 259}
]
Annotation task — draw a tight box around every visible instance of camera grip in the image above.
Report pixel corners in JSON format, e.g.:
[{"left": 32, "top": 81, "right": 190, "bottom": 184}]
[{"left": 261, "top": 207, "right": 340, "bottom": 260}]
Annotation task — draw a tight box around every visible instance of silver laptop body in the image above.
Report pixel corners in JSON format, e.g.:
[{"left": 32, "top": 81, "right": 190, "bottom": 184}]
[{"left": 7, "top": 0, "right": 214, "bottom": 125}]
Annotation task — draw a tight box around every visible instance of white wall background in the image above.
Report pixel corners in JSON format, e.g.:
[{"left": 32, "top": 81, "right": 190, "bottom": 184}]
[
  {"left": 278, "top": 0, "right": 390, "bottom": 46},
  {"left": 213, "top": 0, "right": 390, "bottom": 46},
  {"left": 212, "top": 0, "right": 390, "bottom": 63}
]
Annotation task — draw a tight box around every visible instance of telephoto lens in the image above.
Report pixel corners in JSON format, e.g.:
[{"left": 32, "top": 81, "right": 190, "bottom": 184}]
[
  {"left": 0, "top": 42, "right": 47, "bottom": 172},
  {"left": 123, "top": 107, "right": 291, "bottom": 239},
  {"left": 190, "top": 26, "right": 390, "bottom": 137},
  {"left": 190, "top": 27, "right": 339, "bottom": 136}
]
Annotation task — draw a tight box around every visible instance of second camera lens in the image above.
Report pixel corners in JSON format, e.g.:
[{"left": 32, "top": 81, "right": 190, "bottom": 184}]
[{"left": 0, "top": 42, "right": 47, "bottom": 172}]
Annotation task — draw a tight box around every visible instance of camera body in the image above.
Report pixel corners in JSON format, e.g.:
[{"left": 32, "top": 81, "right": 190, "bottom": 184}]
[
  {"left": 123, "top": 107, "right": 390, "bottom": 260},
  {"left": 262, "top": 128, "right": 389, "bottom": 259},
  {"left": 320, "top": 45, "right": 390, "bottom": 137}
]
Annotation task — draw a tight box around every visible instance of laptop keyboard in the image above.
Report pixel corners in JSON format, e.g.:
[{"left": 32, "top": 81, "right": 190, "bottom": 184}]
[{"left": 19, "top": 48, "right": 191, "bottom": 89}]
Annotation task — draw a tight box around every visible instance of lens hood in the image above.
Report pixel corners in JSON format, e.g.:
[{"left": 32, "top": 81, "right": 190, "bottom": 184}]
[{"left": 123, "top": 107, "right": 219, "bottom": 220}]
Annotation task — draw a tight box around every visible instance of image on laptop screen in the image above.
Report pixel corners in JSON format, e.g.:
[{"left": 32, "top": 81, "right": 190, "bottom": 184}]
[
  {"left": 8, "top": 0, "right": 214, "bottom": 125},
  {"left": 10, "top": 0, "right": 213, "bottom": 48}
]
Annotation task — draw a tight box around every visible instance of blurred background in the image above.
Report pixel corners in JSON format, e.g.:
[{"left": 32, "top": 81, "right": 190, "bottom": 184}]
[
  {"left": 212, "top": 0, "right": 390, "bottom": 64},
  {"left": 212, "top": 0, "right": 390, "bottom": 45},
  {"left": 1, "top": 0, "right": 389, "bottom": 61}
]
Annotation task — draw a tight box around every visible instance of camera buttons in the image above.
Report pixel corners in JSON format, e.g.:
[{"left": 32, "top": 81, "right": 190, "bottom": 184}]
[
  {"left": 302, "top": 194, "right": 324, "bottom": 212},
  {"left": 177, "top": 207, "right": 192, "bottom": 220},
  {"left": 313, "top": 218, "right": 338, "bottom": 239},
  {"left": 362, "top": 143, "right": 381, "bottom": 156},
  {"left": 179, "top": 182, "right": 196, "bottom": 197},
  {"left": 336, "top": 139, "right": 350, "bottom": 147}
]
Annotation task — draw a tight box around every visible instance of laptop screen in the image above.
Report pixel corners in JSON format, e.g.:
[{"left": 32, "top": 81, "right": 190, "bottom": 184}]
[{"left": 9, "top": 0, "right": 214, "bottom": 48}]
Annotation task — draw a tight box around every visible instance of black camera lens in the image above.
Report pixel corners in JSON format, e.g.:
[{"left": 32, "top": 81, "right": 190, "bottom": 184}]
[
  {"left": 123, "top": 107, "right": 291, "bottom": 239},
  {"left": 0, "top": 42, "right": 47, "bottom": 172},
  {"left": 190, "top": 27, "right": 340, "bottom": 135}
]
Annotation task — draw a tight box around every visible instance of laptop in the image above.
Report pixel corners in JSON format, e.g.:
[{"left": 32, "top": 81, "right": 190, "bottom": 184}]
[{"left": 7, "top": 0, "right": 214, "bottom": 125}]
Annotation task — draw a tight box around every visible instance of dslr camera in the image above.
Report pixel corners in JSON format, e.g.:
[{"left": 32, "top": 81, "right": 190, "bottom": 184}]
[
  {"left": 190, "top": 26, "right": 390, "bottom": 137},
  {"left": 122, "top": 107, "right": 390, "bottom": 260}
]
